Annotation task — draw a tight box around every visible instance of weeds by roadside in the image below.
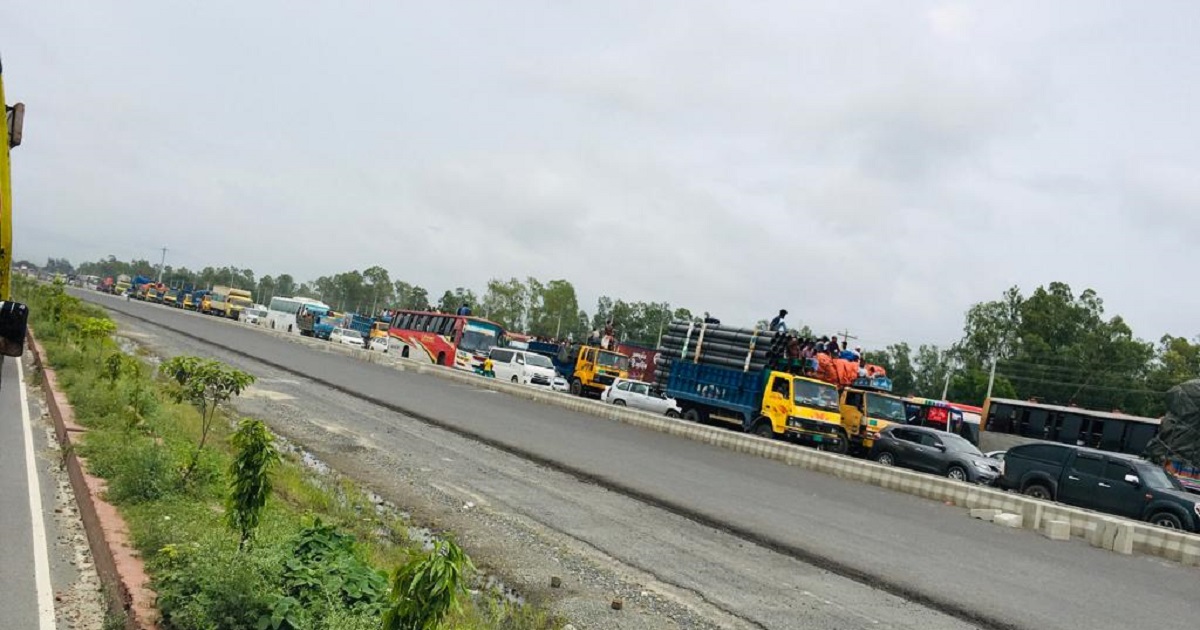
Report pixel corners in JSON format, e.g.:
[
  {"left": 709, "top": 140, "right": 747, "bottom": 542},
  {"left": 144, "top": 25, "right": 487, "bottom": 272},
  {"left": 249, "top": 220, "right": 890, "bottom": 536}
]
[{"left": 17, "top": 277, "right": 561, "bottom": 630}]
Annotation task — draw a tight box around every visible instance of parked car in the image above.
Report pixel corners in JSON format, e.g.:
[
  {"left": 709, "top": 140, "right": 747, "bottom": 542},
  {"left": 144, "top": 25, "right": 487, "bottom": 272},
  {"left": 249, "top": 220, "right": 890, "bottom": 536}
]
[
  {"left": 369, "top": 336, "right": 390, "bottom": 352},
  {"left": 601, "top": 378, "right": 682, "bottom": 417},
  {"left": 330, "top": 328, "right": 365, "bottom": 347},
  {"left": 551, "top": 376, "right": 569, "bottom": 392},
  {"left": 488, "top": 348, "right": 557, "bottom": 386},
  {"left": 998, "top": 442, "right": 1200, "bottom": 532},
  {"left": 870, "top": 424, "right": 1001, "bottom": 484}
]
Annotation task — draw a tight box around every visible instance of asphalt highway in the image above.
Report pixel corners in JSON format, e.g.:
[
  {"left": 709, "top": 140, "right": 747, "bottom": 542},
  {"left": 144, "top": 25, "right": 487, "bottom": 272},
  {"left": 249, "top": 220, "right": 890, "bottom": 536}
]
[{"left": 80, "top": 290, "right": 1200, "bottom": 630}]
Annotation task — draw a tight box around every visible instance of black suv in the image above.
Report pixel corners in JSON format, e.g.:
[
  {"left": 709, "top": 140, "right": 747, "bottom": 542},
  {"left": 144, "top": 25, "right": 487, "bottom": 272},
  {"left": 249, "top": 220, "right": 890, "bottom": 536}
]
[
  {"left": 999, "top": 442, "right": 1200, "bottom": 532},
  {"left": 870, "top": 425, "right": 1002, "bottom": 484}
]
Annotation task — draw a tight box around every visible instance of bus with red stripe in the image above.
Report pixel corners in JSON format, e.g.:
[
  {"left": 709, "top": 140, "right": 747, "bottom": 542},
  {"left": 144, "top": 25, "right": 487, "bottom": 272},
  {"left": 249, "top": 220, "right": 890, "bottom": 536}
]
[{"left": 387, "top": 309, "right": 506, "bottom": 371}]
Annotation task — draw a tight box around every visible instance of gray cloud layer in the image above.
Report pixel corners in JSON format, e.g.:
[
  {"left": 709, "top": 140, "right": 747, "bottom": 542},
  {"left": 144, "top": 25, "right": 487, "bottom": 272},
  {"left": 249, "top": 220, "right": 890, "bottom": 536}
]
[{"left": 4, "top": 1, "right": 1198, "bottom": 346}]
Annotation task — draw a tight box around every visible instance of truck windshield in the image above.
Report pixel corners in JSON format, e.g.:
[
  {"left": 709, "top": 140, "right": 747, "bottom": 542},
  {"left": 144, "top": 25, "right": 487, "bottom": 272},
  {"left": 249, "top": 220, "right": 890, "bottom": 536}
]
[
  {"left": 867, "top": 395, "right": 908, "bottom": 423},
  {"left": 598, "top": 351, "right": 630, "bottom": 371},
  {"left": 794, "top": 380, "right": 839, "bottom": 411},
  {"left": 1136, "top": 464, "right": 1183, "bottom": 491}
]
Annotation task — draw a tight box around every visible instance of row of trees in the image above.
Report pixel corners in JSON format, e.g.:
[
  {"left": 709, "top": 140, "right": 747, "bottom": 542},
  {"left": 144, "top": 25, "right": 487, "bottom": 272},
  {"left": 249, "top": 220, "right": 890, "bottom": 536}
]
[
  {"left": 40, "top": 257, "right": 1200, "bottom": 413},
  {"left": 869, "top": 282, "right": 1199, "bottom": 416}
]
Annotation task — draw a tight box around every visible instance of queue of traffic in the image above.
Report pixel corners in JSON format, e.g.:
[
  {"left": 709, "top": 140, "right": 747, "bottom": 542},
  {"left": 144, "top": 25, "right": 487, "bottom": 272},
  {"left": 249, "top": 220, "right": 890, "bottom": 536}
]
[{"left": 86, "top": 281, "right": 1200, "bottom": 532}]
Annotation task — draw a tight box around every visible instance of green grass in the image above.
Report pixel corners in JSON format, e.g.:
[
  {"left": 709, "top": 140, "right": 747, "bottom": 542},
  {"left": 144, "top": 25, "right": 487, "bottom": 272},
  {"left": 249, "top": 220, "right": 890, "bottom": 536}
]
[{"left": 16, "top": 277, "right": 561, "bottom": 630}]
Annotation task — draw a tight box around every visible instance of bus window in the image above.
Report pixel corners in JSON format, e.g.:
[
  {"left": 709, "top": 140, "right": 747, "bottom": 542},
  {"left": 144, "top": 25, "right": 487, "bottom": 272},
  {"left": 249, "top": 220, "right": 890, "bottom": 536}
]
[
  {"left": 441, "top": 317, "right": 456, "bottom": 336},
  {"left": 989, "top": 403, "right": 1014, "bottom": 433},
  {"left": 401, "top": 312, "right": 414, "bottom": 329},
  {"left": 1059, "top": 414, "right": 1083, "bottom": 445},
  {"left": 1100, "top": 420, "right": 1125, "bottom": 452},
  {"left": 1081, "top": 418, "right": 1104, "bottom": 448},
  {"left": 1021, "top": 409, "right": 1048, "bottom": 439},
  {"left": 1126, "top": 423, "right": 1156, "bottom": 453}
]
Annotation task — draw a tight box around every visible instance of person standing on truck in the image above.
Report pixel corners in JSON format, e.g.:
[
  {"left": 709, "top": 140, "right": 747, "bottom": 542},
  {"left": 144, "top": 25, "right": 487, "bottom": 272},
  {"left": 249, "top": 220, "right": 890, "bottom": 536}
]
[
  {"left": 827, "top": 335, "right": 841, "bottom": 356},
  {"left": 769, "top": 309, "right": 788, "bottom": 332},
  {"left": 457, "top": 303, "right": 472, "bottom": 316}
]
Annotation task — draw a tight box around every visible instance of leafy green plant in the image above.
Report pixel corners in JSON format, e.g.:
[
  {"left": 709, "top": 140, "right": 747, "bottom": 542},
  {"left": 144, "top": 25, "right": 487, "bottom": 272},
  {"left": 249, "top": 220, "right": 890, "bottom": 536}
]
[
  {"left": 227, "top": 418, "right": 280, "bottom": 548},
  {"left": 79, "top": 317, "right": 117, "bottom": 353},
  {"left": 160, "top": 356, "right": 256, "bottom": 484},
  {"left": 280, "top": 519, "right": 389, "bottom": 619},
  {"left": 383, "top": 538, "right": 474, "bottom": 630}
]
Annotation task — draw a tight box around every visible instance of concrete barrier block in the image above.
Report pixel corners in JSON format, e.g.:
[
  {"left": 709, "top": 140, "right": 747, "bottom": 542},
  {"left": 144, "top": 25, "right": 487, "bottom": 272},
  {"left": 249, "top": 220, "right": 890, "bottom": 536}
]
[
  {"left": 994, "top": 513, "right": 1023, "bottom": 528},
  {"left": 970, "top": 508, "right": 1001, "bottom": 522},
  {"left": 1104, "top": 521, "right": 1134, "bottom": 554},
  {"left": 1042, "top": 519, "right": 1071, "bottom": 541},
  {"left": 1181, "top": 545, "right": 1200, "bottom": 567},
  {"left": 1087, "top": 519, "right": 1110, "bottom": 547},
  {"left": 1021, "top": 501, "right": 1044, "bottom": 530}
]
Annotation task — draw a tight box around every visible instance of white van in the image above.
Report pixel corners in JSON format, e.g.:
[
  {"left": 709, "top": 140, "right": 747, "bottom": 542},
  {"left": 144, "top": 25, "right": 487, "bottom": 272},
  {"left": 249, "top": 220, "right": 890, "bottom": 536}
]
[{"left": 488, "top": 348, "right": 557, "bottom": 386}]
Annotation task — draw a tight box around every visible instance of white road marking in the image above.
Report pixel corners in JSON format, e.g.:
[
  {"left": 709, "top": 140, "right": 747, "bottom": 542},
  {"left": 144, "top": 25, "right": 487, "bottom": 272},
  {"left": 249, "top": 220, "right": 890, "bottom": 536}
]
[{"left": 17, "top": 359, "right": 56, "bottom": 629}]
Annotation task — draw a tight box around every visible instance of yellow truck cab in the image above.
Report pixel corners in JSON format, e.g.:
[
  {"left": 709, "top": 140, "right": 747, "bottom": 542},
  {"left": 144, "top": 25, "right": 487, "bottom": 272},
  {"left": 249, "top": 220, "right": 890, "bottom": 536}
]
[
  {"left": 569, "top": 345, "right": 630, "bottom": 397},
  {"left": 205, "top": 290, "right": 230, "bottom": 316},
  {"left": 837, "top": 376, "right": 910, "bottom": 453},
  {"left": 759, "top": 371, "right": 845, "bottom": 448},
  {"left": 227, "top": 288, "right": 253, "bottom": 320}
]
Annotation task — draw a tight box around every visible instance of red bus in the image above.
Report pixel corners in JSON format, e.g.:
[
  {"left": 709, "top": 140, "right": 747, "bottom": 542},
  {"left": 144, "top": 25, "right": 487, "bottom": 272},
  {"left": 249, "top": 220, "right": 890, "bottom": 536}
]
[{"left": 387, "top": 309, "right": 506, "bottom": 371}]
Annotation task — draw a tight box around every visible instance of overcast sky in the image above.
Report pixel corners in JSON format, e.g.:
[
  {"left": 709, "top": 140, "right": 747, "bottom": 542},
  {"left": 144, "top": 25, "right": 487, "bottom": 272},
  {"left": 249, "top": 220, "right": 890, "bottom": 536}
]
[{"left": 4, "top": 1, "right": 1198, "bottom": 347}]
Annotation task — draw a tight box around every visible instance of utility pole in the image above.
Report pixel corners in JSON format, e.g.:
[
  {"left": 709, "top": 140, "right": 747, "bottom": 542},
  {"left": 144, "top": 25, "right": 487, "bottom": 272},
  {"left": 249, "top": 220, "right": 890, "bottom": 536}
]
[
  {"left": 156, "top": 246, "right": 168, "bottom": 284},
  {"left": 837, "top": 329, "right": 858, "bottom": 349},
  {"left": 985, "top": 358, "right": 997, "bottom": 400},
  {"left": 941, "top": 370, "right": 952, "bottom": 400}
]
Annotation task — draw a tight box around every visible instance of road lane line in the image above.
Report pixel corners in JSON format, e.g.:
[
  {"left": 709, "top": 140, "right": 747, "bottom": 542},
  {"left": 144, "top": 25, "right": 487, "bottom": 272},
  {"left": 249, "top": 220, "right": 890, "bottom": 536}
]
[{"left": 17, "top": 359, "right": 56, "bottom": 629}]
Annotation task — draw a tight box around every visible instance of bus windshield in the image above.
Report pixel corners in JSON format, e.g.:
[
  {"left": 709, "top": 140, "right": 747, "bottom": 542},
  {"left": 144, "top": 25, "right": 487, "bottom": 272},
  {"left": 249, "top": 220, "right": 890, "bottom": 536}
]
[
  {"left": 460, "top": 322, "right": 501, "bottom": 354},
  {"left": 526, "top": 353, "right": 554, "bottom": 369},
  {"left": 867, "top": 395, "right": 908, "bottom": 423},
  {"left": 795, "top": 380, "right": 839, "bottom": 411},
  {"left": 598, "top": 351, "right": 630, "bottom": 371}
]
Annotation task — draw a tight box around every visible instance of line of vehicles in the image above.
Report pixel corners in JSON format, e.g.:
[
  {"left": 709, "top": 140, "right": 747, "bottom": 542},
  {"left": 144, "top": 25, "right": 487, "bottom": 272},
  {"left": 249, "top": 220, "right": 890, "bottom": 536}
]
[
  {"left": 94, "top": 274, "right": 257, "bottom": 320},
  {"left": 99, "top": 285, "right": 1200, "bottom": 532}
]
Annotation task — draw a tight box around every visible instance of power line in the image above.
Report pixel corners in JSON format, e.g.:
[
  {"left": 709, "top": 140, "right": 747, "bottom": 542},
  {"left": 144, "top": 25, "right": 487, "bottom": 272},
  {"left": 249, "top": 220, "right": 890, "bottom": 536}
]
[{"left": 996, "top": 372, "right": 1167, "bottom": 395}]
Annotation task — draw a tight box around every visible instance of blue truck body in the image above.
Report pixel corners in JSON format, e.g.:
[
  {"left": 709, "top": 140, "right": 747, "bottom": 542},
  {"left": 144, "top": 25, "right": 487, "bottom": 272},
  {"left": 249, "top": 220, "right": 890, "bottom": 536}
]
[{"left": 665, "top": 361, "right": 771, "bottom": 427}]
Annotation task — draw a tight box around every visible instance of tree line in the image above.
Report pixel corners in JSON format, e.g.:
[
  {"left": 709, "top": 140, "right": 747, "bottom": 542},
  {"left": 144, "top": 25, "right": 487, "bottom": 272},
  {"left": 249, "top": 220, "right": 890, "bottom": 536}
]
[{"left": 45, "top": 257, "right": 1200, "bottom": 414}]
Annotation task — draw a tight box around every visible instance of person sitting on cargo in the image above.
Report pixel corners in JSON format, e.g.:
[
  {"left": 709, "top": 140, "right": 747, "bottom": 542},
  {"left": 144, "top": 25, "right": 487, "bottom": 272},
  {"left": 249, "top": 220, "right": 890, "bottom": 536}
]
[
  {"left": 769, "top": 309, "right": 788, "bottom": 332},
  {"left": 815, "top": 336, "right": 829, "bottom": 355},
  {"left": 786, "top": 335, "right": 802, "bottom": 372},
  {"left": 827, "top": 336, "right": 841, "bottom": 356}
]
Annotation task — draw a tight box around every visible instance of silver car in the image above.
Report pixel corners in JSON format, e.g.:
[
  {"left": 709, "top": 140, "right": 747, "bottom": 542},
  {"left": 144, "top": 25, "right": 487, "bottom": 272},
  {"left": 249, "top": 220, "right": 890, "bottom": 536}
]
[{"left": 601, "top": 378, "right": 681, "bottom": 417}]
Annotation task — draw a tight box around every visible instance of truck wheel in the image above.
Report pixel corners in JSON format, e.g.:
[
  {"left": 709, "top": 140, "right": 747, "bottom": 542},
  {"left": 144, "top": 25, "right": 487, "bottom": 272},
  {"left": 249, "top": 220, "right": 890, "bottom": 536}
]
[
  {"left": 819, "top": 429, "right": 849, "bottom": 455},
  {"left": 570, "top": 379, "right": 583, "bottom": 397},
  {"left": 752, "top": 419, "right": 775, "bottom": 440},
  {"left": 1022, "top": 483, "right": 1053, "bottom": 501},
  {"left": 1150, "top": 512, "right": 1182, "bottom": 530},
  {"left": 682, "top": 409, "right": 703, "bottom": 423}
]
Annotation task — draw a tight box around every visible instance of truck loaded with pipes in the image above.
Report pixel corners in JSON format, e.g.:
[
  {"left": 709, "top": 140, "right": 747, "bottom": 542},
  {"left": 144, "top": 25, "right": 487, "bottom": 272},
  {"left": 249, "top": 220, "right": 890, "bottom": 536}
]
[{"left": 655, "top": 321, "right": 910, "bottom": 455}]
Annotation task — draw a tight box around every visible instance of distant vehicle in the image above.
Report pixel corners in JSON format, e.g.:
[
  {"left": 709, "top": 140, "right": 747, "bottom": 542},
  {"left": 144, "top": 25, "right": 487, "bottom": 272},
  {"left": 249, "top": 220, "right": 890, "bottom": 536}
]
[
  {"left": 330, "top": 327, "right": 365, "bottom": 347},
  {"left": 551, "top": 376, "right": 569, "bottom": 392},
  {"left": 387, "top": 309, "right": 505, "bottom": 371},
  {"left": 487, "top": 348, "right": 556, "bottom": 386},
  {"left": 998, "top": 442, "right": 1199, "bottom": 532},
  {"left": 601, "top": 378, "right": 681, "bottom": 417},
  {"left": 266, "top": 296, "right": 329, "bottom": 335},
  {"left": 241, "top": 306, "right": 268, "bottom": 325},
  {"left": 870, "top": 424, "right": 1002, "bottom": 484},
  {"left": 527, "top": 341, "right": 631, "bottom": 398},
  {"left": 368, "top": 336, "right": 389, "bottom": 352},
  {"left": 980, "top": 397, "right": 1159, "bottom": 456},
  {"left": 297, "top": 303, "right": 335, "bottom": 338}
]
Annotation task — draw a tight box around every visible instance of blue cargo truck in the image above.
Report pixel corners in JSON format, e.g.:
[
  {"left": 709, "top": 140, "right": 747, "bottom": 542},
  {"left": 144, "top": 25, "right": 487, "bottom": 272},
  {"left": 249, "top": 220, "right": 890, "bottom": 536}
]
[{"left": 665, "top": 361, "right": 848, "bottom": 450}]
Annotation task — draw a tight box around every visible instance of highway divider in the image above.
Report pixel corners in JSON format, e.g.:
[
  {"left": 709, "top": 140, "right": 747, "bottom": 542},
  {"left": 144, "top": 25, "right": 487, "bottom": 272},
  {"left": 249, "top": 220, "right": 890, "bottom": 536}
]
[{"left": 91, "top": 292, "right": 1200, "bottom": 568}]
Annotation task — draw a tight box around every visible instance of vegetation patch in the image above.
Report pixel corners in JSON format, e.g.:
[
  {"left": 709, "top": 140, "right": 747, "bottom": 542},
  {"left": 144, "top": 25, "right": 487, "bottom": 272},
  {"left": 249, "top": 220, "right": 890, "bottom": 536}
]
[{"left": 17, "top": 277, "right": 560, "bottom": 630}]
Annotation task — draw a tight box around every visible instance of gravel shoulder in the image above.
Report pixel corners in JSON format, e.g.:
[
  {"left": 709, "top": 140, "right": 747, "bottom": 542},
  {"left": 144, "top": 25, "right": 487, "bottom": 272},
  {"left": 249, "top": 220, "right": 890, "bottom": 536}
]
[{"left": 107, "top": 312, "right": 978, "bottom": 630}]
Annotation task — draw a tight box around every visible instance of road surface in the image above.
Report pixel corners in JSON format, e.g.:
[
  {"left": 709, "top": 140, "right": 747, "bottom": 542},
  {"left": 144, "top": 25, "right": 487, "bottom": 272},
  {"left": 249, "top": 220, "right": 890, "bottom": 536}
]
[
  {"left": 1, "top": 353, "right": 106, "bottom": 629},
  {"left": 80, "top": 290, "right": 1200, "bottom": 630}
]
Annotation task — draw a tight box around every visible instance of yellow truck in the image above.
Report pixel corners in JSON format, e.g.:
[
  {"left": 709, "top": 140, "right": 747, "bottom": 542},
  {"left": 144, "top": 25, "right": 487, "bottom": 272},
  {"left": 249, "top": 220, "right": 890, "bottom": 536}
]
[
  {"left": 227, "top": 288, "right": 253, "bottom": 320},
  {"left": 836, "top": 378, "right": 911, "bottom": 453},
  {"left": 667, "top": 362, "right": 847, "bottom": 450},
  {"left": 563, "top": 345, "right": 630, "bottom": 397}
]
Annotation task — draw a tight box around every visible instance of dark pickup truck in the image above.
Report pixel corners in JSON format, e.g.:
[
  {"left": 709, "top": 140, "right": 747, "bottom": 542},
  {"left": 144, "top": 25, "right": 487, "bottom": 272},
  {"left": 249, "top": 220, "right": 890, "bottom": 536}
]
[{"left": 999, "top": 442, "right": 1200, "bottom": 532}]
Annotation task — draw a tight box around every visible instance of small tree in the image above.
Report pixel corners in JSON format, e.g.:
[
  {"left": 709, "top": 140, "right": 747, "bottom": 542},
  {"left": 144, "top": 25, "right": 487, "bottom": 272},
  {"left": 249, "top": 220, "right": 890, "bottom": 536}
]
[
  {"left": 79, "top": 317, "right": 116, "bottom": 355},
  {"left": 382, "top": 538, "right": 474, "bottom": 630},
  {"left": 161, "top": 356, "right": 256, "bottom": 484},
  {"left": 226, "top": 418, "right": 279, "bottom": 549}
]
